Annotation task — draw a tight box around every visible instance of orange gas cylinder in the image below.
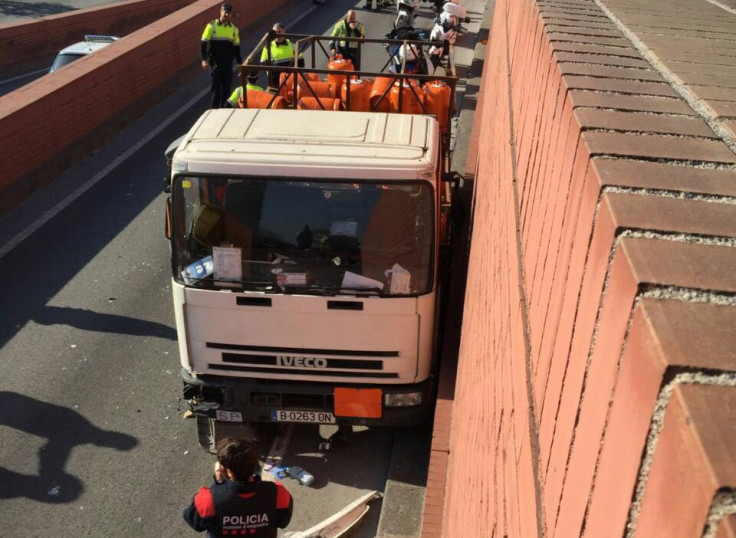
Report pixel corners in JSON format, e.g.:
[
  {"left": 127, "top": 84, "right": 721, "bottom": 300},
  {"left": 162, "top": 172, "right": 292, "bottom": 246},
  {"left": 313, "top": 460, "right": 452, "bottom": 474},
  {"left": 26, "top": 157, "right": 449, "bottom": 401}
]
[
  {"left": 327, "top": 56, "right": 354, "bottom": 97},
  {"left": 424, "top": 80, "right": 451, "bottom": 132},
  {"left": 238, "top": 89, "right": 286, "bottom": 109},
  {"left": 390, "top": 79, "right": 424, "bottom": 114},
  {"left": 297, "top": 97, "right": 342, "bottom": 111},
  {"left": 369, "top": 76, "right": 394, "bottom": 112},
  {"left": 342, "top": 78, "right": 372, "bottom": 111},
  {"left": 297, "top": 80, "right": 334, "bottom": 102},
  {"left": 279, "top": 72, "right": 319, "bottom": 102}
]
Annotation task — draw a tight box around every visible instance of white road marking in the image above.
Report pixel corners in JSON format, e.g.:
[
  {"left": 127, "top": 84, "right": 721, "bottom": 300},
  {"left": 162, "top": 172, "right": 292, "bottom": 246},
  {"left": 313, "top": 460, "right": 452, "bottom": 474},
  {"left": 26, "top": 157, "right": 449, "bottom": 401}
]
[
  {"left": 0, "top": 67, "right": 49, "bottom": 86},
  {"left": 0, "top": 85, "right": 209, "bottom": 261}
]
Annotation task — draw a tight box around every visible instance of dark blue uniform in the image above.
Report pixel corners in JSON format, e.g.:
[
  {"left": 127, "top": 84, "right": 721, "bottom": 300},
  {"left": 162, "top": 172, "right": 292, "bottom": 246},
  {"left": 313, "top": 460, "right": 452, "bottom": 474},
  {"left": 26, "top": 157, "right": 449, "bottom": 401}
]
[{"left": 183, "top": 476, "right": 293, "bottom": 537}]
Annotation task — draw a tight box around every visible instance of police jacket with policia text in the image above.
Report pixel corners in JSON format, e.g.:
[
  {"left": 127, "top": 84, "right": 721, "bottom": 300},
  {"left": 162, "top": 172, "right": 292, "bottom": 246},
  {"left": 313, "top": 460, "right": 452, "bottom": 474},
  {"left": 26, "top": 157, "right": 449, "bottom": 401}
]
[
  {"left": 201, "top": 19, "right": 243, "bottom": 68},
  {"left": 183, "top": 475, "right": 293, "bottom": 537},
  {"left": 260, "top": 39, "right": 303, "bottom": 66},
  {"left": 329, "top": 18, "right": 366, "bottom": 50}
]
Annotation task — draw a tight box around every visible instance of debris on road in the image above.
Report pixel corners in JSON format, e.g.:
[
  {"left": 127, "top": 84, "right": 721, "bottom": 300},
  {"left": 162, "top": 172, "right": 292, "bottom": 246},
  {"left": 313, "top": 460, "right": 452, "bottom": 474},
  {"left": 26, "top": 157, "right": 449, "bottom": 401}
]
[{"left": 282, "top": 490, "right": 382, "bottom": 538}]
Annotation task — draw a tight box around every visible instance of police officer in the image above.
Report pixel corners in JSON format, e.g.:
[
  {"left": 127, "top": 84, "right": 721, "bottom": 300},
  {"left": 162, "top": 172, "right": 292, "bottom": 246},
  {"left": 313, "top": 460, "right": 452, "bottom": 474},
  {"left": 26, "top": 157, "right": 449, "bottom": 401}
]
[
  {"left": 201, "top": 3, "right": 243, "bottom": 108},
  {"left": 227, "top": 72, "right": 265, "bottom": 107},
  {"left": 328, "top": 10, "right": 366, "bottom": 70},
  {"left": 260, "top": 23, "right": 304, "bottom": 88},
  {"left": 183, "top": 437, "right": 293, "bottom": 537}
]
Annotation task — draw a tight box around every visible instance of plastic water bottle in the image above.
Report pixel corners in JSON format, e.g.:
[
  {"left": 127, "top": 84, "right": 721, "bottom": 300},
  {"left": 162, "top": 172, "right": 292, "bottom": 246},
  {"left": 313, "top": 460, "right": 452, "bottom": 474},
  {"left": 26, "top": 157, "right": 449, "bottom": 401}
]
[{"left": 286, "top": 466, "right": 314, "bottom": 486}]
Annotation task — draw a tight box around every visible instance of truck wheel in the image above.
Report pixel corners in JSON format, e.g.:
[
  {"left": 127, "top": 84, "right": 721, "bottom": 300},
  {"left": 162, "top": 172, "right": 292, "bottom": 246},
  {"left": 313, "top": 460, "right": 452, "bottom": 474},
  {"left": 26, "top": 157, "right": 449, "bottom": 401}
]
[{"left": 196, "top": 415, "right": 217, "bottom": 454}]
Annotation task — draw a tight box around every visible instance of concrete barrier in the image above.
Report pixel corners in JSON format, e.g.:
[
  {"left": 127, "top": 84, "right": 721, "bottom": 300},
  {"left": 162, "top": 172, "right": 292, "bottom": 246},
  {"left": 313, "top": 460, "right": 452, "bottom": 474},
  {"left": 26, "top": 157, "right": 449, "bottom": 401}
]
[
  {"left": 0, "top": 0, "right": 196, "bottom": 70},
  {"left": 0, "top": 0, "right": 295, "bottom": 217}
]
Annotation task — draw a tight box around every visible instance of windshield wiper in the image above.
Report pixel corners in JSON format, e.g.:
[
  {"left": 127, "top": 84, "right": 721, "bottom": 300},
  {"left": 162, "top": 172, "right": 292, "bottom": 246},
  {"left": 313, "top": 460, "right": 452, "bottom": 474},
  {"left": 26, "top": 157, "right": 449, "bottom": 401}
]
[
  {"left": 282, "top": 285, "right": 335, "bottom": 296},
  {"left": 337, "top": 286, "right": 385, "bottom": 296}
]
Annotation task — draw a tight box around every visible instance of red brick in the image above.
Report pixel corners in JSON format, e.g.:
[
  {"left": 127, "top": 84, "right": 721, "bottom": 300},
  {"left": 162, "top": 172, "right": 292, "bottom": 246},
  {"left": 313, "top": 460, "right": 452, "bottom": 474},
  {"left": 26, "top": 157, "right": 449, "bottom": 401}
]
[
  {"left": 550, "top": 42, "right": 643, "bottom": 58},
  {"left": 603, "top": 191, "right": 736, "bottom": 237},
  {"left": 575, "top": 109, "right": 716, "bottom": 137},
  {"left": 569, "top": 91, "right": 697, "bottom": 115},
  {"left": 623, "top": 237, "right": 736, "bottom": 292},
  {"left": 716, "top": 515, "right": 736, "bottom": 538},
  {"left": 582, "top": 132, "right": 736, "bottom": 163},
  {"left": 554, "top": 51, "right": 650, "bottom": 68},
  {"left": 635, "top": 384, "right": 736, "bottom": 537},
  {"left": 722, "top": 120, "right": 736, "bottom": 140},
  {"left": 554, "top": 228, "right": 641, "bottom": 538},
  {"left": 563, "top": 74, "right": 678, "bottom": 97},
  {"left": 703, "top": 100, "right": 736, "bottom": 119},
  {"left": 547, "top": 32, "right": 631, "bottom": 48},
  {"left": 688, "top": 85, "right": 736, "bottom": 101},
  {"left": 560, "top": 64, "right": 664, "bottom": 82},
  {"left": 591, "top": 159, "right": 736, "bottom": 197},
  {"left": 542, "top": 171, "right": 618, "bottom": 530},
  {"left": 533, "top": 142, "right": 589, "bottom": 411},
  {"left": 585, "top": 299, "right": 736, "bottom": 537}
]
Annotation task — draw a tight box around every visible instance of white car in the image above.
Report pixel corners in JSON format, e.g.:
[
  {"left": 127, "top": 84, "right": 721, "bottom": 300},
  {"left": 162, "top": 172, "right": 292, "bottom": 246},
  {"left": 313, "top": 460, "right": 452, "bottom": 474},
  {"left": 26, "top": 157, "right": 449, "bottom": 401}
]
[{"left": 49, "top": 35, "right": 119, "bottom": 73}]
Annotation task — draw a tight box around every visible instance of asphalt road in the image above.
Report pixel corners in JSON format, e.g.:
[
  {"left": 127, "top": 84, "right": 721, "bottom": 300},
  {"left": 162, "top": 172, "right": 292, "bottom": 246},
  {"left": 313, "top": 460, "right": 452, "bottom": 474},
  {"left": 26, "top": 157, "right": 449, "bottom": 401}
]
[{"left": 0, "top": 0, "right": 485, "bottom": 535}]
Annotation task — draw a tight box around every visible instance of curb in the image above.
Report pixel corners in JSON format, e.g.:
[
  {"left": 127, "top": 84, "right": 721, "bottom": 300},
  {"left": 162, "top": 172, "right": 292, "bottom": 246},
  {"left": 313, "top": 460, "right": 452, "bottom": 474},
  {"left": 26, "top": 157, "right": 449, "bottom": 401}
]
[{"left": 376, "top": 1, "right": 496, "bottom": 536}]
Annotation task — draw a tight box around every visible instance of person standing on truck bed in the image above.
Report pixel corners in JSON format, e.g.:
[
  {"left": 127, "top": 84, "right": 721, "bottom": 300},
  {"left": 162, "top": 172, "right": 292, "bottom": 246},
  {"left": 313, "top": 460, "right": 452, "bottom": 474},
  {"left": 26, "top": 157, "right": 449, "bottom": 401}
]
[
  {"left": 201, "top": 3, "right": 243, "bottom": 109},
  {"left": 227, "top": 72, "right": 265, "bottom": 107},
  {"left": 260, "top": 22, "right": 304, "bottom": 89},
  {"left": 183, "top": 437, "right": 293, "bottom": 537},
  {"left": 329, "top": 10, "right": 366, "bottom": 70}
]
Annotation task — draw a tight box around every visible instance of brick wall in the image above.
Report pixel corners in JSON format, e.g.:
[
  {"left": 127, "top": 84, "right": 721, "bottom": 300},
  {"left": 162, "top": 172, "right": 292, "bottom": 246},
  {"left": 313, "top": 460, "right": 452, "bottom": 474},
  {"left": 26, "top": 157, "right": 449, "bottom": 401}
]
[
  {"left": 0, "top": 0, "right": 195, "bottom": 70},
  {"left": 0, "top": 0, "right": 294, "bottom": 217},
  {"left": 431, "top": 0, "right": 736, "bottom": 535}
]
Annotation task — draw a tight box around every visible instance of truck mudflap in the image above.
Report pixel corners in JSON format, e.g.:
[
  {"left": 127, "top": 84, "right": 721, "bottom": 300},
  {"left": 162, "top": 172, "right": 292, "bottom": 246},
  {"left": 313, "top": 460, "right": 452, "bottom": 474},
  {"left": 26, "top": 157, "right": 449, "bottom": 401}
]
[{"left": 181, "top": 368, "right": 435, "bottom": 428}]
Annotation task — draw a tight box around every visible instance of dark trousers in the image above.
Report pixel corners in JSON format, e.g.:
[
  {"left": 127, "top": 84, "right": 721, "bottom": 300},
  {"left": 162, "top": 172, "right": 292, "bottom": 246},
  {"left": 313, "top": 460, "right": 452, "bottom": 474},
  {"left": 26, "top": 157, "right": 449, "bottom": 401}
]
[{"left": 210, "top": 65, "right": 233, "bottom": 109}]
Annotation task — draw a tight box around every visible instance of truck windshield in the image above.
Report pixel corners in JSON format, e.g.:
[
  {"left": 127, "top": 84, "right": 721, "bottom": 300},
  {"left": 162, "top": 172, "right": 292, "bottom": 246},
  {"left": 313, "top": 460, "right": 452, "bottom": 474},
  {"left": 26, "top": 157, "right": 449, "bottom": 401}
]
[{"left": 170, "top": 177, "right": 435, "bottom": 296}]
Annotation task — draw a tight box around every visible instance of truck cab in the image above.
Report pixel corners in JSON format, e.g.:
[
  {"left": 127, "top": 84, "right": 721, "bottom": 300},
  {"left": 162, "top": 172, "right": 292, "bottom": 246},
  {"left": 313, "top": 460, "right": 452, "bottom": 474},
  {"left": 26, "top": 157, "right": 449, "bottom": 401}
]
[{"left": 165, "top": 32, "right": 456, "bottom": 449}]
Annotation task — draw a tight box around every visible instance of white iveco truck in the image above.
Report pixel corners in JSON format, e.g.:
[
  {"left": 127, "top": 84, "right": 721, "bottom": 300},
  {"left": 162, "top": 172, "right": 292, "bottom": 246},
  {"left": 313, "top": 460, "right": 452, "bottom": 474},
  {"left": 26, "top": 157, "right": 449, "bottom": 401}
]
[{"left": 163, "top": 33, "right": 456, "bottom": 449}]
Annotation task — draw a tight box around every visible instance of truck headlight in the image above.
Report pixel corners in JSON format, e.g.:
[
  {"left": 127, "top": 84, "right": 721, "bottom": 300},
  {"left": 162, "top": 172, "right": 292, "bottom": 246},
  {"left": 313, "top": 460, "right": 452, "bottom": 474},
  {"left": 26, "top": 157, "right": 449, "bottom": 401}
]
[{"left": 385, "top": 392, "right": 422, "bottom": 407}]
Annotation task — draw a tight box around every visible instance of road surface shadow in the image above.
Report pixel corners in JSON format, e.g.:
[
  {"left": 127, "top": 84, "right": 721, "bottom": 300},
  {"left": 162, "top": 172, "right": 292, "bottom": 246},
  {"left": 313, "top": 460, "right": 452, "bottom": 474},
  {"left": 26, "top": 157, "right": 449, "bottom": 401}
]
[
  {"left": 0, "top": 0, "right": 75, "bottom": 17},
  {"left": 33, "top": 305, "right": 177, "bottom": 340},
  {"left": 0, "top": 391, "right": 138, "bottom": 503}
]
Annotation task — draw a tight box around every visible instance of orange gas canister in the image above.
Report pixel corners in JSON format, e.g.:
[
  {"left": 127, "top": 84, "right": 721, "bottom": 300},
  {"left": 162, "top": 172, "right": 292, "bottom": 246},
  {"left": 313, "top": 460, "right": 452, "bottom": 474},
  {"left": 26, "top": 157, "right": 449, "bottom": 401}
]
[
  {"left": 390, "top": 79, "right": 424, "bottom": 114},
  {"left": 424, "top": 80, "right": 451, "bottom": 132},
  {"left": 342, "top": 78, "right": 372, "bottom": 111},
  {"left": 297, "top": 97, "right": 342, "bottom": 111},
  {"left": 279, "top": 72, "right": 319, "bottom": 103},
  {"left": 238, "top": 89, "right": 286, "bottom": 109},
  {"left": 327, "top": 56, "right": 354, "bottom": 97},
  {"left": 369, "top": 76, "right": 394, "bottom": 112},
  {"left": 297, "top": 80, "right": 334, "bottom": 102}
]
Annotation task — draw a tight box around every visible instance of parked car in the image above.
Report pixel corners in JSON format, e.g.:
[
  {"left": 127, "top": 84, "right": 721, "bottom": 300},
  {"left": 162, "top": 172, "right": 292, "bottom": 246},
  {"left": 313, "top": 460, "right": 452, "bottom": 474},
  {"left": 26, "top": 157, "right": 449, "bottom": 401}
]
[{"left": 49, "top": 35, "right": 119, "bottom": 73}]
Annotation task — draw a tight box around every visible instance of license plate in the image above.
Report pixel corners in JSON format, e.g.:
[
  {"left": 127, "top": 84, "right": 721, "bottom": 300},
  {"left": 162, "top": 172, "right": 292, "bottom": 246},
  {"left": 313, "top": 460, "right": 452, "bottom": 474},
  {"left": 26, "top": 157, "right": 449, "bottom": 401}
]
[
  {"left": 271, "top": 410, "right": 336, "bottom": 424},
  {"left": 215, "top": 410, "right": 243, "bottom": 422}
]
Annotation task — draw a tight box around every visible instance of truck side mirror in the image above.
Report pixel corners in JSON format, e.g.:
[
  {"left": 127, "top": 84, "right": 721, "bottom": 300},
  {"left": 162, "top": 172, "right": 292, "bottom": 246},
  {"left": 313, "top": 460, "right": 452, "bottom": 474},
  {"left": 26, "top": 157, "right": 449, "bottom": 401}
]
[
  {"left": 164, "top": 135, "right": 185, "bottom": 193},
  {"left": 165, "top": 197, "right": 172, "bottom": 240}
]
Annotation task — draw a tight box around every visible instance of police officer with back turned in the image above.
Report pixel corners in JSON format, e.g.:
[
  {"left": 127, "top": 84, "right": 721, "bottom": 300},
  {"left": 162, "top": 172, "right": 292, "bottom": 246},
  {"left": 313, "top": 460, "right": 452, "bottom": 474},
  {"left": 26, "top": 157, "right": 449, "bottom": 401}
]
[
  {"left": 201, "top": 3, "right": 243, "bottom": 108},
  {"left": 183, "top": 437, "right": 293, "bottom": 537}
]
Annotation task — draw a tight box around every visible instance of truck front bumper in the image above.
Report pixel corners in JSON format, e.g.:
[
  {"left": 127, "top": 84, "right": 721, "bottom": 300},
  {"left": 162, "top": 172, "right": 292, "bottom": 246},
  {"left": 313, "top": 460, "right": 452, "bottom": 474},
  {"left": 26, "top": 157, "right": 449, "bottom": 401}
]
[{"left": 181, "top": 368, "right": 435, "bottom": 427}]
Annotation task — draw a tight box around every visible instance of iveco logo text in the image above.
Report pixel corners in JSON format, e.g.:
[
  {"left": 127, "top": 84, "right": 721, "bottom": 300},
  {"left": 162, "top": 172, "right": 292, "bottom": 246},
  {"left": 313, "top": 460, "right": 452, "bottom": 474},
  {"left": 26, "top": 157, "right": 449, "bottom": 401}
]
[{"left": 277, "top": 356, "right": 328, "bottom": 368}]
